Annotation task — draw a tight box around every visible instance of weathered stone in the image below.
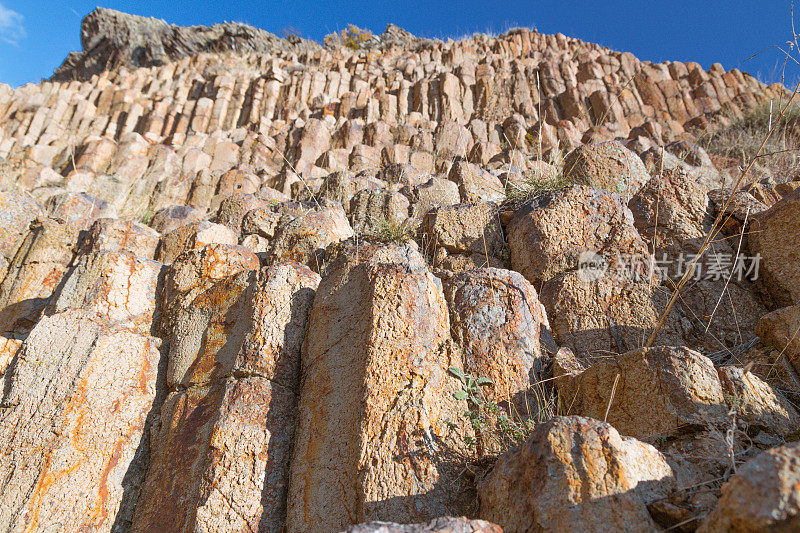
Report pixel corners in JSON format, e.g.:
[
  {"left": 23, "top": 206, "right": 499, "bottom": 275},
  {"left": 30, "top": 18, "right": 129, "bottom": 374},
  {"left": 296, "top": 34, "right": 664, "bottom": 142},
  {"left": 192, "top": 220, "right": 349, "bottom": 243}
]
[
  {"left": 628, "top": 169, "right": 711, "bottom": 257},
  {"left": 48, "top": 251, "right": 161, "bottom": 333},
  {"left": 0, "top": 310, "right": 161, "bottom": 532},
  {"left": 44, "top": 192, "right": 117, "bottom": 228},
  {"left": 410, "top": 177, "right": 461, "bottom": 218},
  {"left": 241, "top": 207, "right": 284, "bottom": 240},
  {"left": 508, "top": 185, "right": 648, "bottom": 286},
  {"left": 213, "top": 192, "right": 268, "bottom": 234},
  {"left": 556, "top": 346, "right": 728, "bottom": 439},
  {"left": 133, "top": 263, "right": 319, "bottom": 533},
  {"left": 350, "top": 189, "right": 410, "bottom": 234},
  {"left": 562, "top": 142, "right": 650, "bottom": 200},
  {"left": 268, "top": 204, "right": 354, "bottom": 268},
  {"left": 448, "top": 160, "right": 505, "bottom": 204},
  {"left": 444, "top": 268, "right": 547, "bottom": 407},
  {"left": 342, "top": 517, "right": 502, "bottom": 533},
  {"left": 155, "top": 220, "right": 238, "bottom": 264},
  {"left": 287, "top": 243, "right": 473, "bottom": 532},
  {"left": 717, "top": 365, "right": 800, "bottom": 438},
  {"left": 421, "top": 203, "right": 503, "bottom": 257},
  {"left": 0, "top": 217, "right": 79, "bottom": 337},
  {"left": 159, "top": 243, "right": 259, "bottom": 339},
  {"left": 698, "top": 443, "right": 800, "bottom": 532},
  {"left": 478, "top": 416, "right": 675, "bottom": 533},
  {"left": 748, "top": 189, "right": 800, "bottom": 306},
  {"left": 0, "top": 190, "right": 43, "bottom": 259},
  {"left": 148, "top": 205, "right": 204, "bottom": 234},
  {"left": 756, "top": 305, "right": 800, "bottom": 379},
  {"left": 78, "top": 217, "right": 160, "bottom": 258}
]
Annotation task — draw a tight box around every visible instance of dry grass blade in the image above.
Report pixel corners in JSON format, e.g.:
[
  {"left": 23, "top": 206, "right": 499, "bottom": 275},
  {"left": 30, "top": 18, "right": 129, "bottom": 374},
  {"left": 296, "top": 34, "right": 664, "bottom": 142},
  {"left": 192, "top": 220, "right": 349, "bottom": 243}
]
[{"left": 603, "top": 373, "right": 621, "bottom": 423}]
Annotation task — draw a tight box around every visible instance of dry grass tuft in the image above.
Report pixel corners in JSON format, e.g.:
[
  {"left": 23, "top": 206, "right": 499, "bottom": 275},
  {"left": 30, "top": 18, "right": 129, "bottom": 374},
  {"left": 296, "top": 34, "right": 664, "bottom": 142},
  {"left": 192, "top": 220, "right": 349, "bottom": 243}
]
[{"left": 698, "top": 101, "right": 800, "bottom": 181}]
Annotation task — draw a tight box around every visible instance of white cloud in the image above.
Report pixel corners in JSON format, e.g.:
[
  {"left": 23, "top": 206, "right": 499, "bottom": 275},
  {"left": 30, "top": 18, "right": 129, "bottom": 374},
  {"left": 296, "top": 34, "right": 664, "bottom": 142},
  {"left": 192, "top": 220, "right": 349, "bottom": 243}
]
[{"left": 0, "top": 3, "right": 26, "bottom": 46}]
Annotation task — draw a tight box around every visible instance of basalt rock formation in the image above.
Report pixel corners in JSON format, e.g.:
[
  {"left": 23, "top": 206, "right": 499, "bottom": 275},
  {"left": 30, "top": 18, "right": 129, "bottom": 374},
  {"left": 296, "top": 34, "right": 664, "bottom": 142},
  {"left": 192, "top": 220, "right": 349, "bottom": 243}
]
[{"left": 0, "top": 7, "right": 799, "bottom": 533}]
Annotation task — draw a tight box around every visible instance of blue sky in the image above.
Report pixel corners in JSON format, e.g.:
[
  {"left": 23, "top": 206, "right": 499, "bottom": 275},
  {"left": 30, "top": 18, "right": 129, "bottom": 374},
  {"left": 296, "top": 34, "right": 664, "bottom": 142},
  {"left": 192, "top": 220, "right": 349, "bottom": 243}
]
[{"left": 1, "top": 1, "right": 798, "bottom": 88}]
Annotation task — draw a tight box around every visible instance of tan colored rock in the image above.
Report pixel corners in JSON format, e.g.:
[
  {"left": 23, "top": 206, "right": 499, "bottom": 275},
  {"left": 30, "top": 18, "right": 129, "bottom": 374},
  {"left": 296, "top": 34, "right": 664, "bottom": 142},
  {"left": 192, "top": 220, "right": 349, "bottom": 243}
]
[
  {"left": 349, "top": 188, "right": 410, "bottom": 234},
  {"left": 508, "top": 185, "right": 648, "bottom": 286},
  {"left": 421, "top": 202, "right": 503, "bottom": 257},
  {"left": 316, "top": 171, "right": 386, "bottom": 212},
  {"left": 748, "top": 189, "right": 800, "bottom": 306},
  {"left": 48, "top": 251, "right": 161, "bottom": 333},
  {"left": 448, "top": 160, "right": 505, "bottom": 204},
  {"left": 717, "top": 365, "right": 800, "bottom": 437},
  {"left": 213, "top": 192, "right": 268, "bottom": 234},
  {"left": 435, "top": 121, "right": 472, "bottom": 159},
  {"left": 444, "top": 268, "right": 547, "bottom": 407},
  {"left": 268, "top": 204, "right": 354, "bottom": 268},
  {"left": 628, "top": 169, "right": 711, "bottom": 257},
  {"left": 241, "top": 206, "right": 284, "bottom": 240},
  {"left": 0, "top": 310, "right": 161, "bottom": 532},
  {"left": 556, "top": 346, "right": 727, "bottom": 439},
  {"left": 342, "top": 517, "right": 502, "bottom": 533},
  {"left": 0, "top": 190, "right": 42, "bottom": 259},
  {"left": 155, "top": 220, "right": 238, "bottom": 264},
  {"left": 287, "top": 243, "right": 473, "bottom": 532},
  {"left": 410, "top": 177, "right": 461, "bottom": 217},
  {"left": 78, "top": 217, "right": 160, "bottom": 258},
  {"left": 148, "top": 204, "right": 204, "bottom": 234},
  {"left": 44, "top": 192, "right": 119, "bottom": 232},
  {"left": 132, "top": 262, "right": 319, "bottom": 533},
  {"left": 698, "top": 443, "right": 800, "bottom": 532},
  {"left": 478, "top": 416, "right": 675, "bottom": 533},
  {"left": 756, "top": 305, "right": 800, "bottom": 378},
  {"left": 0, "top": 217, "right": 78, "bottom": 336},
  {"left": 159, "top": 243, "right": 259, "bottom": 340},
  {"left": 562, "top": 141, "right": 650, "bottom": 200}
]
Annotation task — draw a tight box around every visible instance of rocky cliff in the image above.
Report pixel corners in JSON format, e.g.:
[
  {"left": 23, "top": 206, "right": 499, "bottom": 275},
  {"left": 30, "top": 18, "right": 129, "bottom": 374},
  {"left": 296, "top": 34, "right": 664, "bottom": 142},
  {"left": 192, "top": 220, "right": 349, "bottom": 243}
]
[{"left": 0, "top": 7, "right": 798, "bottom": 533}]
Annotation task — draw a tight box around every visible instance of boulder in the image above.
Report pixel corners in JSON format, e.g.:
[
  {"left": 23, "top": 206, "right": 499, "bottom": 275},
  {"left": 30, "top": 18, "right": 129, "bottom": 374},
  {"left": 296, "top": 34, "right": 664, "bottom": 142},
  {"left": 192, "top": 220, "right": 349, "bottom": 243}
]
[
  {"left": 44, "top": 192, "right": 117, "bottom": 228},
  {"left": 540, "top": 271, "right": 667, "bottom": 356},
  {"left": 410, "top": 177, "right": 462, "bottom": 218},
  {"left": 155, "top": 221, "right": 238, "bottom": 264},
  {"left": 478, "top": 416, "right": 675, "bottom": 532},
  {"left": 748, "top": 189, "right": 800, "bottom": 306},
  {"left": 698, "top": 443, "right": 800, "bottom": 532},
  {"left": 717, "top": 365, "right": 800, "bottom": 438},
  {"left": 562, "top": 141, "right": 650, "bottom": 200},
  {"left": 628, "top": 169, "right": 711, "bottom": 257},
  {"left": 268, "top": 204, "right": 354, "bottom": 268},
  {"left": 148, "top": 204, "right": 204, "bottom": 234},
  {"left": 444, "top": 268, "right": 548, "bottom": 407},
  {"left": 556, "top": 346, "right": 727, "bottom": 439},
  {"left": 508, "top": 185, "right": 648, "bottom": 286},
  {"left": 447, "top": 160, "right": 505, "bottom": 204},
  {"left": 756, "top": 305, "right": 800, "bottom": 378},
  {"left": 77, "top": 217, "right": 160, "bottom": 258},
  {"left": 349, "top": 189, "right": 410, "bottom": 234},
  {"left": 213, "top": 192, "right": 268, "bottom": 234}
]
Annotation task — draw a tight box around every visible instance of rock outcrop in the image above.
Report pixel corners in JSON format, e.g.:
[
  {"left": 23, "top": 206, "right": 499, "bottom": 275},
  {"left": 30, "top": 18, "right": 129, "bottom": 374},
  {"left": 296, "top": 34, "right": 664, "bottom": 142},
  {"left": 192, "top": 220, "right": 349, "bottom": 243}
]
[{"left": 0, "top": 6, "right": 796, "bottom": 533}]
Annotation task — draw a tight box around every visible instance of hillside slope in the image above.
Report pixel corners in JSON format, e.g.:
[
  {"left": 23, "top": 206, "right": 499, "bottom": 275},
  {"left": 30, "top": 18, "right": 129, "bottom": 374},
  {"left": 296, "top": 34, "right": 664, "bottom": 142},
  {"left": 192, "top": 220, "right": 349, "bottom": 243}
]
[{"left": 0, "top": 8, "right": 798, "bottom": 533}]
